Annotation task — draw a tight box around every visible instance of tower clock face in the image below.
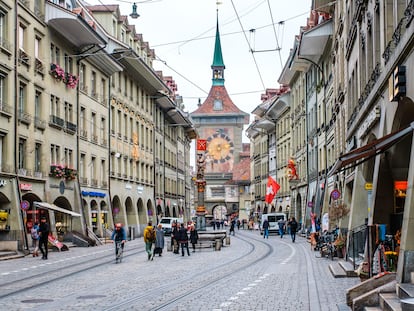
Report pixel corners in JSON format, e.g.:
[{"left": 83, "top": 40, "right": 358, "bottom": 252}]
[{"left": 207, "top": 133, "right": 234, "bottom": 163}]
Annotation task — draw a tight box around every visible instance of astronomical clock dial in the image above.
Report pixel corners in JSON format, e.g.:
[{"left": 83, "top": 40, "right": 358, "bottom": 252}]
[{"left": 206, "top": 133, "right": 234, "bottom": 163}]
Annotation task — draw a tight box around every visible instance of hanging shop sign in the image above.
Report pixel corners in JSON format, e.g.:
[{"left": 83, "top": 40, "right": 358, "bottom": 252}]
[
  {"left": 20, "top": 183, "right": 32, "bottom": 191},
  {"left": 365, "top": 183, "right": 373, "bottom": 190}
]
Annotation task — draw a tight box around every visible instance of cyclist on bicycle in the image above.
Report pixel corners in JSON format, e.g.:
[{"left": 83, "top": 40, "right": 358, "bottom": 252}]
[{"left": 111, "top": 223, "right": 126, "bottom": 256}]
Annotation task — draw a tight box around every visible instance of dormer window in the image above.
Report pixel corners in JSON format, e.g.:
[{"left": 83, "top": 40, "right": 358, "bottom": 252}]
[{"left": 213, "top": 99, "right": 223, "bottom": 110}]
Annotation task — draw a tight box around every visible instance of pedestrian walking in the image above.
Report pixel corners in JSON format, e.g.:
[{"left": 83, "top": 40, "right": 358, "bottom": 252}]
[
  {"left": 237, "top": 219, "right": 241, "bottom": 230},
  {"left": 38, "top": 216, "right": 50, "bottom": 260},
  {"left": 288, "top": 217, "right": 298, "bottom": 242},
  {"left": 31, "top": 222, "right": 40, "bottom": 257},
  {"left": 171, "top": 222, "right": 179, "bottom": 254},
  {"left": 262, "top": 219, "right": 269, "bottom": 239},
  {"left": 178, "top": 223, "right": 190, "bottom": 256},
  {"left": 230, "top": 219, "right": 236, "bottom": 236},
  {"left": 212, "top": 220, "right": 216, "bottom": 230},
  {"left": 143, "top": 221, "right": 156, "bottom": 260},
  {"left": 189, "top": 224, "right": 199, "bottom": 252},
  {"left": 278, "top": 218, "right": 286, "bottom": 238},
  {"left": 154, "top": 224, "right": 165, "bottom": 257}
]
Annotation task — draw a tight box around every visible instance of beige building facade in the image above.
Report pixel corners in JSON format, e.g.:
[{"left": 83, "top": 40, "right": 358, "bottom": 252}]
[{"left": 0, "top": 0, "right": 195, "bottom": 251}]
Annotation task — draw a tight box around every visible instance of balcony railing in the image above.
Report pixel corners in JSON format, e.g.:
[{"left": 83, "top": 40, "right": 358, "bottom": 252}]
[
  {"left": 65, "top": 121, "right": 77, "bottom": 134},
  {"left": 49, "top": 115, "right": 65, "bottom": 129}
]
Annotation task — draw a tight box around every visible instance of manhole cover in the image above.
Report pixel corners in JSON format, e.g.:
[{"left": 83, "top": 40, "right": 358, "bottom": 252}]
[
  {"left": 22, "top": 298, "right": 54, "bottom": 303},
  {"left": 77, "top": 294, "right": 107, "bottom": 299}
]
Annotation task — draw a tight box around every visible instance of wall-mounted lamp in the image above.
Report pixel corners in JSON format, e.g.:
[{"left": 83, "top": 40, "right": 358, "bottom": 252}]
[
  {"left": 130, "top": 3, "right": 140, "bottom": 19},
  {"left": 114, "top": 152, "right": 121, "bottom": 158}
]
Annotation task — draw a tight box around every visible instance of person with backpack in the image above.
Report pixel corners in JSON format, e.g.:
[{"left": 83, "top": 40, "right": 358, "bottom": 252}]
[
  {"left": 31, "top": 222, "right": 40, "bottom": 257},
  {"left": 288, "top": 217, "right": 298, "bottom": 243},
  {"left": 143, "top": 221, "right": 156, "bottom": 260}
]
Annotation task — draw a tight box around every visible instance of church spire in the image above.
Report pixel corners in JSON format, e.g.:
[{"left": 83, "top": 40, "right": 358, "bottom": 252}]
[{"left": 211, "top": 10, "right": 225, "bottom": 86}]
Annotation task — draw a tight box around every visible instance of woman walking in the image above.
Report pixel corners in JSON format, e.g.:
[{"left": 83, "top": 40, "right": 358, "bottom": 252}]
[
  {"left": 154, "top": 224, "right": 165, "bottom": 257},
  {"left": 189, "top": 224, "right": 199, "bottom": 253}
]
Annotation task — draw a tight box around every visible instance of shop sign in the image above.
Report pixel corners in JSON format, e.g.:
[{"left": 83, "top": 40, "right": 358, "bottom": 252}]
[
  {"left": 307, "top": 201, "right": 314, "bottom": 208},
  {"left": 20, "top": 183, "right": 32, "bottom": 191},
  {"left": 365, "top": 183, "right": 373, "bottom": 190},
  {"left": 137, "top": 186, "right": 143, "bottom": 194},
  {"left": 0, "top": 179, "right": 7, "bottom": 187},
  {"left": 357, "top": 106, "right": 380, "bottom": 139},
  {"left": 81, "top": 191, "right": 106, "bottom": 198}
]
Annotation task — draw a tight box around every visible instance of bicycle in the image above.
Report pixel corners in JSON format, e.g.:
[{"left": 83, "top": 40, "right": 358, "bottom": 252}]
[{"left": 115, "top": 241, "right": 124, "bottom": 263}]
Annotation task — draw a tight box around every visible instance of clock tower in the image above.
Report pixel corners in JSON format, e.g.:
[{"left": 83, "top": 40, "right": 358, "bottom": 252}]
[{"left": 190, "top": 11, "right": 249, "bottom": 220}]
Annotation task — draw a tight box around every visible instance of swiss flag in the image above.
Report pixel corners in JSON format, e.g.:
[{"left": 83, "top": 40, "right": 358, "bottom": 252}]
[{"left": 265, "top": 176, "right": 280, "bottom": 204}]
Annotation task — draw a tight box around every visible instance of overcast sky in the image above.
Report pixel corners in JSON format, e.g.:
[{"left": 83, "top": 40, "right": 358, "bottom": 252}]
[{"left": 87, "top": 0, "right": 312, "bottom": 120}]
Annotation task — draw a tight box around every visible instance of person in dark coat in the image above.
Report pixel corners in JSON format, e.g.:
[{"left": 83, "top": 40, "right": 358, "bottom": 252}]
[
  {"left": 262, "top": 219, "right": 270, "bottom": 239},
  {"left": 171, "top": 222, "right": 179, "bottom": 254},
  {"left": 189, "top": 224, "right": 199, "bottom": 253},
  {"left": 288, "top": 217, "right": 298, "bottom": 243},
  {"left": 38, "top": 216, "right": 50, "bottom": 260},
  {"left": 177, "top": 223, "right": 190, "bottom": 256},
  {"left": 230, "top": 219, "right": 236, "bottom": 236},
  {"left": 154, "top": 224, "right": 165, "bottom": 257}
]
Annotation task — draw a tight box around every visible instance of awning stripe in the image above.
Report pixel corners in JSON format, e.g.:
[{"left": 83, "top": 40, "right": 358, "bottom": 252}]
[
  {"left": 328, "top": 122, "right": 414, "bottom": 176},
  {"left": 34, "top": 202, "right": 81, "bottom": 217}
]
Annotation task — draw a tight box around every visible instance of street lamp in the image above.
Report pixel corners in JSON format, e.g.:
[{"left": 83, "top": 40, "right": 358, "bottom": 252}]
[{"left": 129, "top": 3, "right": 140, "bottom": 19}]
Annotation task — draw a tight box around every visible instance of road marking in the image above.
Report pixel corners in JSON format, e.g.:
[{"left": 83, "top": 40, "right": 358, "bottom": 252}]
[{"left": 280, "top": 240, "right": 296, "bottom": 264}]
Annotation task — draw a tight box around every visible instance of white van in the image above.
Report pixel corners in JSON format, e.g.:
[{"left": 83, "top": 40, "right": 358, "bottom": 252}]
[
  {"left": 260, "top": 213, "right": 287, "bottom": 235},
  {"left": 159, "top": 217, "right": 183, "bottom": 235}
]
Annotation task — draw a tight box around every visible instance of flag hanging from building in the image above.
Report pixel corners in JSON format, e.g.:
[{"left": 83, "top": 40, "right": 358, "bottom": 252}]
[{"left": 265, "top": 176, "right": 280, "bottom": 204}]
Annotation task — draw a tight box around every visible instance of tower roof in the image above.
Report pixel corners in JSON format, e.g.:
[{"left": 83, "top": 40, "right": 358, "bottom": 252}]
[{"left": 212, "top": 17, "right": 225, "bottom": 68}]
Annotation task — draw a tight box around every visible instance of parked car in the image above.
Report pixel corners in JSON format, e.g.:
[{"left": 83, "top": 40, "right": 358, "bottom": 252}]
[{"left": 159, "top": 217, "right": 183, "bottom": 236}]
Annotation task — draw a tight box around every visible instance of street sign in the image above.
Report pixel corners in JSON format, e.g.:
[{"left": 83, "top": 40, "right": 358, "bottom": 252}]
[
  {"left": 330, "top": 189, "right": 341, "bottom": 200},
  {"left": 21, "top": 200, "right": 30, "bottom": 210}
]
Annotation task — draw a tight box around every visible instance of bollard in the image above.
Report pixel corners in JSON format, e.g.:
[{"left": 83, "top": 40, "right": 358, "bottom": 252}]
[
  {"left": 226, "top": 236, "right": 230, "bottom": 245},
  {"left": 215, "top": 239, "right": 222, "bottom": 251}
]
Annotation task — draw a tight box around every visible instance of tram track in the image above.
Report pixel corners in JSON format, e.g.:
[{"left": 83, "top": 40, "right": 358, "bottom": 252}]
[
  {"left": 103, "top": 231, "right": 274, "bottom": 311},
  {"left": 0, "top": 244, "right": 144, "bottom": 300}
]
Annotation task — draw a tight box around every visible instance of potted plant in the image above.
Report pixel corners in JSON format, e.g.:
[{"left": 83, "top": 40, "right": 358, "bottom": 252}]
[{"left": 333, "top": 234, "right": 346, "bottom": 258}]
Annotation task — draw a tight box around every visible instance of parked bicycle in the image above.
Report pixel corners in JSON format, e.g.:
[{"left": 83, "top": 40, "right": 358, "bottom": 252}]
[{"left": 316, "top": 228, "right": 339, "bottom": 260}]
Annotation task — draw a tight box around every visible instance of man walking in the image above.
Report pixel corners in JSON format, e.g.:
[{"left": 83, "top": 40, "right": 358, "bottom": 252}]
[
  {"left": 262, "top": 219, "right": 269, "bottom": 239},
  {"left": 38, "top": 216, "right": 50, "bottom": 260},
  {"left": 143, "top": 221, "right": 156, "bottom": 260},
  {"left": 278, "top": 218, "right": 286, "bottom": 238},
  {"left": 288, "top": 217, "right": 298, "bottom": 242},
  {"left": 177, "top": 223, "right": 190, "bottom": 256}
]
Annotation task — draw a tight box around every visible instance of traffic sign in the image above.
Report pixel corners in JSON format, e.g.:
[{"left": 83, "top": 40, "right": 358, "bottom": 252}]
[
  {"left": 21, "top": 200, "right": 30, "bottom": 210},
  {"left": 330, "top": 189, "right": 341, "bottom": 200}
]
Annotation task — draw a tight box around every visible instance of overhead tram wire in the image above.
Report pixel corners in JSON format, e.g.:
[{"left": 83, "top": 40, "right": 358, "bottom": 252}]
[
  {"left": 266, "top": 0, "right": 283, "bottom": 68},
  {"left": 230, "top": 0, "right": 266, "bottom": 91}
]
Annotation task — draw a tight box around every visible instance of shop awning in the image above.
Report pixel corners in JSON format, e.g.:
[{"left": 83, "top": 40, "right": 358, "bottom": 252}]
[
  {"left": 34, "top": 202, "right": 81, "bottom": 217},
  {"left": 328, "top": 122, "right": 414, "bottom": 176}
]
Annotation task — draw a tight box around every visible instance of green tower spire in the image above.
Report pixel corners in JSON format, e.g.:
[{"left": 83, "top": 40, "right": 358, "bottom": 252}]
[{"left": 211, "top": 11, "right": 225, "bottom": 86}]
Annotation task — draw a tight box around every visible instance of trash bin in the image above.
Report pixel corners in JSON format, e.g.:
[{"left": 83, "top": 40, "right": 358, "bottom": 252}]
[
  {"left": 226, "top": 236, "right": 230, "bottom": 245},
  {"left": 129, "top": 226, "right": 134, "bottom": 240},
  {"left": 215, "top": 239, "right": 222, "bottom": 251}
]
